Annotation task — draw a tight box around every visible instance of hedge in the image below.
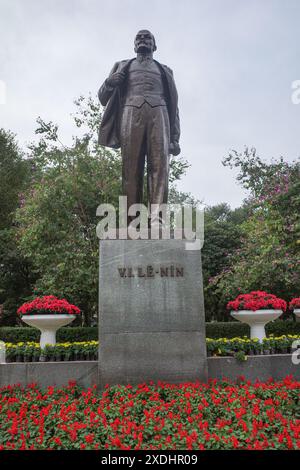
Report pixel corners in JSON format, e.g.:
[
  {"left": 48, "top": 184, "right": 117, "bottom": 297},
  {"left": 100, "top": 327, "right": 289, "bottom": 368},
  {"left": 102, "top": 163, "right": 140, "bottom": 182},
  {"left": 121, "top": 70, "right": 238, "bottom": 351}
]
[
  {"left": 206, "top": 320, "right": 300, "bottom": 338},
  {"left": 0, "top": 326, "right": 97, "bottom": 343},
  {"left": 1, "top": 320, "right": 299, "bottom": 343}
]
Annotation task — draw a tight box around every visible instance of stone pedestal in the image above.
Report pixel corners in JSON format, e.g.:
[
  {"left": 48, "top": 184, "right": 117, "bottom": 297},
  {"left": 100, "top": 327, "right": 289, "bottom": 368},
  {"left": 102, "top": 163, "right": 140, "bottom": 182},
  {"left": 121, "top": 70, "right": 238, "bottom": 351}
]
[{"left": 98, "top": 239, "right": 207, "bottom": 387}]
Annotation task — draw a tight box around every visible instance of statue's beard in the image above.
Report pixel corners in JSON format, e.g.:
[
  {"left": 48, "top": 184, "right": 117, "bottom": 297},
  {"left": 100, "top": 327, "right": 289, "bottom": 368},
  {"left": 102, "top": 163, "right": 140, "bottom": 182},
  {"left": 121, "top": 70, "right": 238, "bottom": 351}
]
[{"left": 136, "top": 44, "right": 152, "bottom": 53}]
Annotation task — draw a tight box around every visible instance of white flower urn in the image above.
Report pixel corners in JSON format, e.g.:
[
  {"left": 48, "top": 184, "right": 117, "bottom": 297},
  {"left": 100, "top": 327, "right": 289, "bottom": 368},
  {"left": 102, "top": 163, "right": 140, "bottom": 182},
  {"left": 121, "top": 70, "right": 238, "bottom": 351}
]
[
  {"left": 21, "top": 314, "right": 76, "bottom": 348},
  {"left": 230, "top": 309, "right": 283, "bottom": 342},
  {"left": 294, "top": 309, "right": 300, "bottom": 321}
]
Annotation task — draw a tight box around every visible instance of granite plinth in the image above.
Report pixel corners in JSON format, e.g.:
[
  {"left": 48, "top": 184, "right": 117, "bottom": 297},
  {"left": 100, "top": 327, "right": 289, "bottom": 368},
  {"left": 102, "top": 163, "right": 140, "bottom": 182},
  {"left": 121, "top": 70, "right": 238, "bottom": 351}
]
[{"left": 98, "top": 239, "right": 207, "bottom": 387}]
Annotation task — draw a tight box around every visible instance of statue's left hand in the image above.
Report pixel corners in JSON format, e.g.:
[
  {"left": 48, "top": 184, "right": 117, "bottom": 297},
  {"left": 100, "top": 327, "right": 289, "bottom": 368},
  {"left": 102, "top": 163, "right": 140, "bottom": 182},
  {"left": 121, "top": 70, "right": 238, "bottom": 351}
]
[{"left": 169, "top": 142, "right": 181, "bottom": 156}]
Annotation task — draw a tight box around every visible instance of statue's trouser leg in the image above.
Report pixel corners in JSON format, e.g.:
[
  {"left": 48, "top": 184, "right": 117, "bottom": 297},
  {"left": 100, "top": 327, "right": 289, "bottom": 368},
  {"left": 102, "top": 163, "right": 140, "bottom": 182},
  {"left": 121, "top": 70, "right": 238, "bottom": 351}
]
[
  {"left": 120, "top": 105, "right": 147, "bottom": 221},
  {"left": 146, "top": 105, "right": 170, "bottom": 222}
]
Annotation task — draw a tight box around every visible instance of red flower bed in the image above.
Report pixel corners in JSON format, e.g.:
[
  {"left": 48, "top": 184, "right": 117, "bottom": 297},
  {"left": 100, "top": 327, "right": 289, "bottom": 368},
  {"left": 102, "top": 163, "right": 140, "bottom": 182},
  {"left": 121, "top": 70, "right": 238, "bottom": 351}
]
[
  {"left": 227, "top": 291, "right": 287, "bottom": 312},
  {"left": 17, "top": 295, "right": 81, "bottom": 316},
  {"left": 290, "top": 298, "right": 300, "bottom": 310},
  {"left": 0, "top": 377, "right": 299, "bottom": 450}
]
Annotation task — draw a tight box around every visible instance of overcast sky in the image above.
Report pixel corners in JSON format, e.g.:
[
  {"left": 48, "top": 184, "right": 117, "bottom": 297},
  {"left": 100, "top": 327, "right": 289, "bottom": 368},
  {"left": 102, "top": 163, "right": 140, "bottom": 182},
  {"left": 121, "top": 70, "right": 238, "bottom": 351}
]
[{"left": 1, "top": 0, "right": 299, "bottom": 208}]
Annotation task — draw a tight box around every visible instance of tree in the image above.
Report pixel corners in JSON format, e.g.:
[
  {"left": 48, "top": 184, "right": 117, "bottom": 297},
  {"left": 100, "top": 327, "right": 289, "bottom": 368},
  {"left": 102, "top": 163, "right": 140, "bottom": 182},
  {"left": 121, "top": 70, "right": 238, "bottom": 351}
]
[
  {"left": 207, "top": 148, "right": 300, "bottom": 318},
  {"left": 0, "top": 129, "right": 29, "bottom": 229},
  {"left": 0, "top": 129, "right": 33, "bottom": 325},
  {"left": 202, "top": 203, "right": 250, "bottom": 321}
]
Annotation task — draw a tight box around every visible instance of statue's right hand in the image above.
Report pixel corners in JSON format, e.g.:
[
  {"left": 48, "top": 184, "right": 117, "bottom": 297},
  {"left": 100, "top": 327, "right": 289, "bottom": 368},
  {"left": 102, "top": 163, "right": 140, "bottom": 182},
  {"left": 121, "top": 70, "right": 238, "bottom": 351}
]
[{"left": 106, "top": 71, "right": 126, "bottom": 88}]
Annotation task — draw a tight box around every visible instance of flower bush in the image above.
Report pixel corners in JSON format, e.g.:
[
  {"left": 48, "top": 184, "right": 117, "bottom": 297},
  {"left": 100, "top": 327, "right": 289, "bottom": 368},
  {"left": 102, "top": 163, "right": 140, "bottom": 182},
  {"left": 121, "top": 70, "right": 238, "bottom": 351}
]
[
  {"left": 227, "top": 291, "right": 287, "bottom": 312},
  {"left": 0, "top": 378, "right": 299, "bottom": 450},
  {"left": 17, "top": 295, "right": 81, "bottom": 317},
  {"left": 206, "top": 335, "right": 299, "bottom": 357},
  {"left": 290, "top": 298, "right": 300, "bottom": 311},
  {"left": 3, "top": 336, "right": 300, "bottom": 362},
  {"left": 5, "top": 341, "right": 98, "bottom": 362}
]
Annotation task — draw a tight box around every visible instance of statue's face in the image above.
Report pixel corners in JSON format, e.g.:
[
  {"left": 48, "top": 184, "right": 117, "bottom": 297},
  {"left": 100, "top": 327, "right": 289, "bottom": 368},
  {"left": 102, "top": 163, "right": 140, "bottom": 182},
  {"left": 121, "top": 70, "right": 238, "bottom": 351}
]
[{"left": 134, "top": 30, "right": 156, "bottom": 53}]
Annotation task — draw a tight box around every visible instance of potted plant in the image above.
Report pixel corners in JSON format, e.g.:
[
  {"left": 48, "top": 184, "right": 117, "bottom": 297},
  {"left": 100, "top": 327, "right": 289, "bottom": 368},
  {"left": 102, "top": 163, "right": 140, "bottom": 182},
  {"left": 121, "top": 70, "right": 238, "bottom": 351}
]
[
  {"left": 289, "top": 298, "right": 300, "bottom": 320},
  {"left": 227, "top": 291, "right": 287, "bottom": 342},
  {"left": 17, "top": 295, "right": 80, "bottom": 349}
]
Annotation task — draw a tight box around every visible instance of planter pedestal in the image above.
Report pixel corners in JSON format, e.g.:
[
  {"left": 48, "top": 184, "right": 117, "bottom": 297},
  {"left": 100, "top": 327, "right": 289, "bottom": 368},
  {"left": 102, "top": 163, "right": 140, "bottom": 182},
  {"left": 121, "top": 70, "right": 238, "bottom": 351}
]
[
  {"left": 294, "top": 309, "right": 300, "bottom": 322},
  {"left": 230, "top": 310, "right": 283, "bottom": 342},
  {"left": 21, "top": 314, "right": 76, "bottom": 348}
]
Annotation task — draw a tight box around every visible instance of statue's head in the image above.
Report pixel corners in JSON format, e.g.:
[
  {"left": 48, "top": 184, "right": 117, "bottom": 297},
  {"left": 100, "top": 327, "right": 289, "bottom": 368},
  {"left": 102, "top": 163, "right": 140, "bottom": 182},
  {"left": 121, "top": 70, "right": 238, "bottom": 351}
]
[{"left": 134, "top": 30, "right": 157, "bottom": 54}]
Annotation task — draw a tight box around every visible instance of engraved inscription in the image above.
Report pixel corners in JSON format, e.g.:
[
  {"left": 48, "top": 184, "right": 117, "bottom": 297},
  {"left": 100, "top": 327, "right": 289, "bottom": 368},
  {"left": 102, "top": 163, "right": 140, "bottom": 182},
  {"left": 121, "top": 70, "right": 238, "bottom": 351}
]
[
  {"left": 117, "top": 265, "right": 184, "bottom": 278},
  {"left": 118, "top": 268, "right": 126, "bottom": 278}
]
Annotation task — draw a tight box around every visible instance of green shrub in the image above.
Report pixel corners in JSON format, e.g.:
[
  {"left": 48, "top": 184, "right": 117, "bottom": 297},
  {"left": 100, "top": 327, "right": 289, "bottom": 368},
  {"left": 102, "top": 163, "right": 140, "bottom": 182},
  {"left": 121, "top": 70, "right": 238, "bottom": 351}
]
[
  {"left": 205, "top": 320, "right": 300, "bottom": 338},
  {"left": 0, "top": 327, "right": 98, "bottom": 343},
  {"left": 1, "top": 320, "right": 299, "bottom": 343},
  {"left": 0, "top": 327, "right": 40, "bottom": 343}
]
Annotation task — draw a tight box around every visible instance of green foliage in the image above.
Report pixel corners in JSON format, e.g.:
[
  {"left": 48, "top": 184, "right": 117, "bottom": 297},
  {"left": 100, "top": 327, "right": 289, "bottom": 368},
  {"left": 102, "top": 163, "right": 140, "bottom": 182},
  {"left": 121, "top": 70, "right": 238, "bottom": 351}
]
[
  {"left": 1, "top": 320, "right": 299, "bottom": 344},
  {"left": 202, "top": 203, "right": 250, "bottom": 321},
  {"left": 0, "top": 129, "right": 34, "bottom": 325},
  {"left": 206, "top": 148, "right": 300, "bottom": 317},
  {"left": 206, "top": 320, "right": 300, "bottom": 338},
  {"left": 222, "top": 147, "right": 295, "bottom": 197},
  {"left": 0, "top": 129, "right": 29, "bottom": 228},
  {"left": 234, "top": 351, "right": 247, "bottom": 362},
  {"left": 16, "top": 135, "right": 118, "bottom": 325}
]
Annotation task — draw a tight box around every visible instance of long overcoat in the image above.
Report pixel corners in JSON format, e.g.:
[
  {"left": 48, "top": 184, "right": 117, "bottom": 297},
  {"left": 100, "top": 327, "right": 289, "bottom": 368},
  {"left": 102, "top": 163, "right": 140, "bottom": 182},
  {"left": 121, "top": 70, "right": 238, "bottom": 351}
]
[{"left": 98, "top": 58, "right": 180, "bottom": 149}]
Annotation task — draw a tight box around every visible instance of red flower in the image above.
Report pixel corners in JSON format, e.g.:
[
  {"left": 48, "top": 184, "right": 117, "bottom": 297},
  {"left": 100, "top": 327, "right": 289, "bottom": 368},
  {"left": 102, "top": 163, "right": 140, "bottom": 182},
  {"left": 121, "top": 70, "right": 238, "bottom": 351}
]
[
  {"left": 227, "top": 291, "right": 287, "bottom": 312},
  {"left": 289, "top": 298, "right": 300, "bottom": 310},
  {"left": 0, "top": 377, "right": 299, "bottom": 450},
  {"left": 85, "top": 434, "right": 94, "bottom": 444},
  {"left": 17, "top": 295, "right": 81, "bottom": 316}
]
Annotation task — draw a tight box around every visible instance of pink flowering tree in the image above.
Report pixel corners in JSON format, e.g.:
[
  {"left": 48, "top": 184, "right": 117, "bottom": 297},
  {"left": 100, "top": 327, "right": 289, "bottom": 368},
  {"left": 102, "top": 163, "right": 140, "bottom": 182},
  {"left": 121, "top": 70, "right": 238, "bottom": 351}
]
[{"left": 207, "top": 148, "right": 300, "bottom": 316}]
